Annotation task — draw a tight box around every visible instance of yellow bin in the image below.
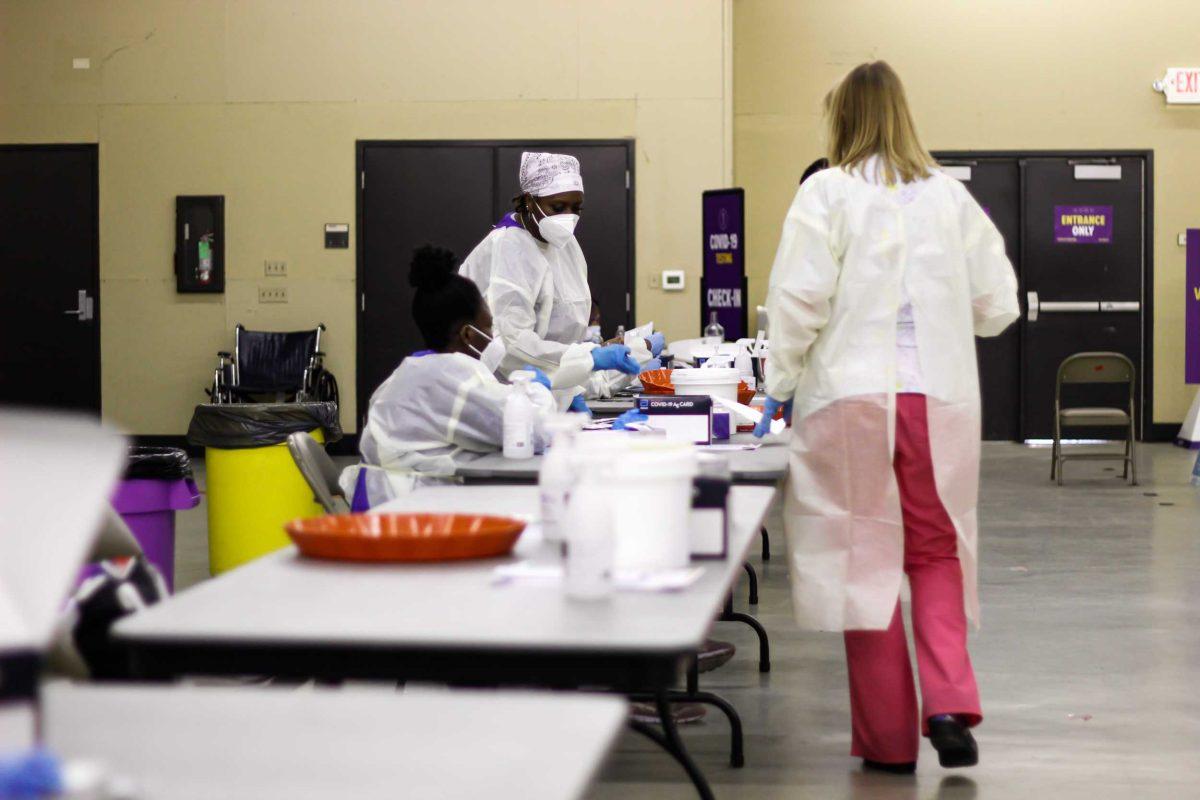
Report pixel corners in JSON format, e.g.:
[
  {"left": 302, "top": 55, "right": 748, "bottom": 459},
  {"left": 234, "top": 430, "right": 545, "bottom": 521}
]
[{"left": 205, "top": 428, "right": 325, "bottom": 575}]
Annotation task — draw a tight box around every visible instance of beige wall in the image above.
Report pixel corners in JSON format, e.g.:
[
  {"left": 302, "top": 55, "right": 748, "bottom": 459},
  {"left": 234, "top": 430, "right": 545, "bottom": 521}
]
[
  {"left": 735, "top": 0, "right": 1200, "bottom": 424},
  {"left": 0, "top": 0, "right": 732, "bottom": 434}
]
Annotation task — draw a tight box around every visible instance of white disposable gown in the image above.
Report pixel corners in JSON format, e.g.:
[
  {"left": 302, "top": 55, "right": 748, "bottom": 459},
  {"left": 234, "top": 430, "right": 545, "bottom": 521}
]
[
  {"left": 460, "top": 220, "right": 596, "bottom": 392},
  {"left": 341, "top": 352, "right": 556, "bottom": 507},
  {"left": 765, "top": 162, "right": 1019, "bottom": 632}
]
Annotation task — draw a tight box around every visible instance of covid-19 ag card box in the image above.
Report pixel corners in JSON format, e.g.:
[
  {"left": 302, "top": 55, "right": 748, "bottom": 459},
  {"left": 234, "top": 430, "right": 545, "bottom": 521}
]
[{"left": 637, "top": 395, "right": 712, "bottom": 445}]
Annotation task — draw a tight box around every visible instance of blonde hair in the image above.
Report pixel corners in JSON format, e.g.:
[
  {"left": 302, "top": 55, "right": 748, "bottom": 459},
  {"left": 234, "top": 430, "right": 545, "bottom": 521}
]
[{"left": 824, "top": 61, "right": 936, "bottom": 185}]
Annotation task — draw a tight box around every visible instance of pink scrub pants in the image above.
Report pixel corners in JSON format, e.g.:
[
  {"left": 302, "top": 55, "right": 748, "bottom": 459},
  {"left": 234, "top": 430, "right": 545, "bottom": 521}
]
[{"left": 842, "top": 393, "right": 983, "bottom": 764}]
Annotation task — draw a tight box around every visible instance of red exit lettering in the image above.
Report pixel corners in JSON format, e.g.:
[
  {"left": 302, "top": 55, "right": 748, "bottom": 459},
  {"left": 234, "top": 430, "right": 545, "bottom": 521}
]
[{"left": 1175, "top": 70, "right": 1200, "bottom": 93}]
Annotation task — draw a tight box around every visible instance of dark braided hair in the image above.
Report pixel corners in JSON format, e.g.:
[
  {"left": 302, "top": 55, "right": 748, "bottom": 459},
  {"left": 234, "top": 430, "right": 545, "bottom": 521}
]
[{"left": 409, "top": 245, "right": 484, "bottom": 350}]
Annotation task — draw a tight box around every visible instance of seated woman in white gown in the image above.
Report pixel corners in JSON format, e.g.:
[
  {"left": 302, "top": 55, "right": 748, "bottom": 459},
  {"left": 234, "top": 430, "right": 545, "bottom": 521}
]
[{"left": 342, "top": 245, "right": 567, "bottom": 509}]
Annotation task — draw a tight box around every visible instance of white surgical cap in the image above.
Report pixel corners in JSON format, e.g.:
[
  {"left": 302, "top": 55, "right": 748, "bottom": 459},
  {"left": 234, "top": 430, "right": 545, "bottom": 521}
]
[{"left": 519, "top": 152, "right": 584, "bottom": 197}]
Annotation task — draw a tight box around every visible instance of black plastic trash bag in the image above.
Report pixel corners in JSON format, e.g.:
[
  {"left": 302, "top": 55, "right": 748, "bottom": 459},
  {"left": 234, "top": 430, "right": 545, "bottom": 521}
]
[
  {"left": 187, "top": 402, "right": 343, "bottom": 449},
  {"left": 123, "top": 446, "right": 193, "bottom": 480}
]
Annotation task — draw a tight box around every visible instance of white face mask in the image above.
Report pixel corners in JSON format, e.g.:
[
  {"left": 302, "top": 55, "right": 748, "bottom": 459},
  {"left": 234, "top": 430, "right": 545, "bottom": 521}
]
[
  {"left": 466, "top": 325, "right": 507, "bottom": 374},
  {"left": 532, "top": 198, "right": 579, "bottom": 248}
]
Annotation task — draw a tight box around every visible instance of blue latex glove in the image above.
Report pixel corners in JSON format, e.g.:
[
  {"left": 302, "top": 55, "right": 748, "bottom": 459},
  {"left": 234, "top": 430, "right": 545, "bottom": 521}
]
[
  {"left": 0, "top": 750, "right": 63, "bottom": 796},
  {"left": 647, "top": 331, "right": 666, "bottom": 357},
  {"left": 520, "top": 366, "right": 552, "bottom": 390},
  {"left": 591, "top": 344, "right": 641, "bottom": 376},
  {"left": 612, "top": 409, "right": 649, "bottom": 430},
  {"left": 752, "top": 396, "right": 793, "bottom": 438},
  {"left": 568, "top": 393, "right": 591, "bottom": 415},
  {"left": 639, "top": 358, "right": 662, "bottom": 373}
]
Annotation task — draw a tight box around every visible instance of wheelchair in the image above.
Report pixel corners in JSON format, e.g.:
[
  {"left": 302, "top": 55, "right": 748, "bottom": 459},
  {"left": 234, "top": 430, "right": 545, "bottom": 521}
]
[{"left": 207, "top": 324, "right": 338, "bottom": 405}]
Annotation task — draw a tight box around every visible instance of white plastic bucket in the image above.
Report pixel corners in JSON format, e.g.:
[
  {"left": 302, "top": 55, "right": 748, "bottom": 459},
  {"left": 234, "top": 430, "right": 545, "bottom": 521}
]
[
  {"left": 607, "top": 444, "right": 697, "bottom": 570},
  {"left": 671, "top": 366, "right": 740, "bottom": 405},
  {"left": 569, "top": 439, "right": 697, "bottom": 571}
]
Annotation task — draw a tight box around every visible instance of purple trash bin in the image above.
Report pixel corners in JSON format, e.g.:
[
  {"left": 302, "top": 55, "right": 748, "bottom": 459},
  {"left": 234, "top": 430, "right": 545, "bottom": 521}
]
[{"left": 109, "top": 477, "right": 200, "bottom": 592}]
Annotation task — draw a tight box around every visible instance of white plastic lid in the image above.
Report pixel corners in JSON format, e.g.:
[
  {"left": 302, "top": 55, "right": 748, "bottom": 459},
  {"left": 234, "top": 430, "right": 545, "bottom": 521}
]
[
  {"left": 671, "top": 366, "right": 740, "bottom": 384},
  {"left": 610, "top": 446, "right": 698, "bottom": 481}
]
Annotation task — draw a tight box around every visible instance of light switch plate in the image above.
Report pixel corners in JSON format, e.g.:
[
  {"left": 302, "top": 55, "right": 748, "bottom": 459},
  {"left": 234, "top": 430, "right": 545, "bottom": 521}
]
[
  {"left": 1180, "top": 233, "right": 1189, "bottom": 247},
  {"left": 72, "top": 58, "right": 90, "bottom": 70},
  {"left": 264, "top": 260, "right": 287, "bottom": 277},
  {"left": 258, "top": 286, "right": 289, "bottom": 304}
]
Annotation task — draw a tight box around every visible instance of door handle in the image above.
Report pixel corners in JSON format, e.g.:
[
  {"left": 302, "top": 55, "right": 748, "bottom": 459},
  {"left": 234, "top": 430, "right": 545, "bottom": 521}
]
[
  {"left": 1038, "top": 301, "right": 1100, "bottom": 313},
  {"left": 63, "top": 289, "right": 94, "bottom": 322},
  {"left": 1100, "top": 301, "right": 1140, "bottom": 312}
]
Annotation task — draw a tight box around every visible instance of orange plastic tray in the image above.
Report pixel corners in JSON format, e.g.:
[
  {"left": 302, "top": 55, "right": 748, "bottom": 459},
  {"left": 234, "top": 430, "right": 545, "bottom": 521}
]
[
  {"left": 286, "top": 513, "right": 526, "bottom": 563},
  {"left": 639, "top": 368, "right": 756, "bottom": 404}
]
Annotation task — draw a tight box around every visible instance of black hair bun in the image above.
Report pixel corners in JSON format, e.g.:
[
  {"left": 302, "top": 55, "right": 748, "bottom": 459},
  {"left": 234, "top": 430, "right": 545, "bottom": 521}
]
[{"left": 408, "top": 245, "right": 459, "bottom": 290}]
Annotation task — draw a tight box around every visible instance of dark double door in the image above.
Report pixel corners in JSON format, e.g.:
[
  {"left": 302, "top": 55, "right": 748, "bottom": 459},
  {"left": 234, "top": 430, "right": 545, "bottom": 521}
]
[
  {"left": 0, "top": 145, "right": 100, "bottom": 413},
  {"left": 935, "top": 153, "right": 1148, "bottom": 441},
  {"left": 357, "top": 140, "right": 634, "bottom": 426}
]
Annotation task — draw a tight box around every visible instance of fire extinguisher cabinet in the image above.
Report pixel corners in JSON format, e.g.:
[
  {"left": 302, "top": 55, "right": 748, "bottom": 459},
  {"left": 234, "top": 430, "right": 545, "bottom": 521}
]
[{"left": 175, "top": 194, "right": 224, "bottom": 293}]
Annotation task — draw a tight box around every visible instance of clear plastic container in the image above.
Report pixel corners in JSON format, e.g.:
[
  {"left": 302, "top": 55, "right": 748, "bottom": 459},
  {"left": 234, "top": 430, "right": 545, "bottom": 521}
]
[
  {"left": 539, "top": 413, "right": 586, "bottom": 544},
  {"left": 502, "top": 372, "right": 535, "bottom": 459},
  {"left": 564, "top": 480, "right": 614, "bottom": 601},
  {"left": 703, "top": 311, "right": 725, "bottom": 344}
]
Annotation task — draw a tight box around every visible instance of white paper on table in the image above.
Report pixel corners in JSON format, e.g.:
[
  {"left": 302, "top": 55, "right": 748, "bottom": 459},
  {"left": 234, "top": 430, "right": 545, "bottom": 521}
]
[
  {"left": 492, "top": 562, "right": 705, "bottom": 592},
  {"left": 0, "top": 410, "right": 126, "bottom": 650},
  {"left": 703, "top": 443, "right": 761, "bottom": 452}
]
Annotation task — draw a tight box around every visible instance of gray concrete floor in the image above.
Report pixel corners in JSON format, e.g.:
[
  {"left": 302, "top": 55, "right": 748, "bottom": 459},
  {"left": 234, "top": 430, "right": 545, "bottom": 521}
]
[{"left": 171, "top": 443, "right": 1200, "bottom": 799}]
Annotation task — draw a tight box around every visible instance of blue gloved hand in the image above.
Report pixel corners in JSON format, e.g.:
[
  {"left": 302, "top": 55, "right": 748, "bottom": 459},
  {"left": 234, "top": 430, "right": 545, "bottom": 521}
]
[
  {"left": 520, "top": 366, "right": 552, "bottom": 390},
  {"left": 752, "top": 396, "right": 793, "bottom": 438},
  {"left": 647, "top": 331, "right": 666, "bottom": 357},
  {"left": 0, "top": 750, "right": 63, "bottom": 796},
  {"left": 568, "top": 393, "right": 591, "bottom": 415},
  {"left": 591, "top": 344, "right": 641, "bottom": 376},
  {"left": 639, "top": 358, "right": 662, "bottom": 373},
  {"left": 612, "top": 409, "right": 649, "bottom": 431}
]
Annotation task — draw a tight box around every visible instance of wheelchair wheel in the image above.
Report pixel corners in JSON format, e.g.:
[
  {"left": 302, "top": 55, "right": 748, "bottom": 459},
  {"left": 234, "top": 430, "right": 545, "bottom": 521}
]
[{"left": 316, "top": 370, "right": 339, "bottom": 406}]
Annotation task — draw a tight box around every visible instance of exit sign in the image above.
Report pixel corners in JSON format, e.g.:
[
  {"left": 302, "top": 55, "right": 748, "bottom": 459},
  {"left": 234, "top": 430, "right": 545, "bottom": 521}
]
[{"left": 1153, "top": 68, "right": 1200, "bottom": 104}]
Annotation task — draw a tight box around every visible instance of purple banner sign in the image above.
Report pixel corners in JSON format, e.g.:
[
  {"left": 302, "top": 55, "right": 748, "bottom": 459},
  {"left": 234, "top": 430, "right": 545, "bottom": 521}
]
[
  {"left": 1054, "top": 205, "right": 1113, "bottom": 244},
  {"left": 1187, "top": 229, "right": 1200, "bottom": 384},
  {"left": 701, "top": 189, "right": 746, "bottom": 340}
]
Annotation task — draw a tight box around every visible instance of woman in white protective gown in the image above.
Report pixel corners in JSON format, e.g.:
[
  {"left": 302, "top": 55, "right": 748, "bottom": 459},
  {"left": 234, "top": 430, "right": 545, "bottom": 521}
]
[{"left": 754, "top": 62, "right": 1019, "bottom": 772}]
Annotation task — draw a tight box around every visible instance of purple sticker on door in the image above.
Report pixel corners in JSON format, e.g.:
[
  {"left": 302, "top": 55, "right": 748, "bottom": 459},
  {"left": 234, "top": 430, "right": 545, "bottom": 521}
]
[{"left": 1054, "top": 205, "right": 1113, "bottom": 244}]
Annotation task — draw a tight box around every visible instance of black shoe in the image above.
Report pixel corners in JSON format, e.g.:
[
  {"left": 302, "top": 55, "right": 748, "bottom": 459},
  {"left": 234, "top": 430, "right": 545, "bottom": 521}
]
[
  {"left": 862, "top": 759, "right": 916, "bottom": 774},
  {"left": 928, "top": 716, "right": 978, "bottom": 768}
]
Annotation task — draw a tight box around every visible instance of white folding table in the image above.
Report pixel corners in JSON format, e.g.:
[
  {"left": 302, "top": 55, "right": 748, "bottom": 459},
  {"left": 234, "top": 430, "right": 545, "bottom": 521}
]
[
  {"left": 113, "top": 486, "right": 776, "bottom": 800},
  {"left": 42, "top": 682, "right": 626, "bottom": 800},
  {"left": 456, "top": 432, "right": 789, "bottom": 485}
]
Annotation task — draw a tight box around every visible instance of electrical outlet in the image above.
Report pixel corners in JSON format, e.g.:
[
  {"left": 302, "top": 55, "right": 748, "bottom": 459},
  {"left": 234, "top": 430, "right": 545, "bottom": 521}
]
[
  {"left": 258, "top": 285, "right": 289, "bottom": 304},
  {"left": 264, "top": 260, "right": 287, "bottom": 277},
  {"left": 649, "top": 273, "right": 662, "bottom": 289}
]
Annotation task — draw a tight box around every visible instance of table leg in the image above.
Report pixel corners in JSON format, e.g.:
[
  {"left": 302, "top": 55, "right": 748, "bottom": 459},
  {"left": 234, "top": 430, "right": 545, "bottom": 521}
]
[
  {"left": 760, "top": 526, "right": 771, "bottom": 561},
  {"left": 642, "top": 659, "right": 745, "bottom": 769},
  {"left": 720, "top": 594, "right": 770, "bottom": 673},
  {"left": 628, "top": 720, "right": 714, "bottom": 800},
  {"left": 677, "top": 689, "right": 745, "bottom": 768},
  {"left": 742, "top": 562, "right": 759, "bottom": 606},
  {"left": 654, "top": 690, "right": 717, "bottom": 800}
]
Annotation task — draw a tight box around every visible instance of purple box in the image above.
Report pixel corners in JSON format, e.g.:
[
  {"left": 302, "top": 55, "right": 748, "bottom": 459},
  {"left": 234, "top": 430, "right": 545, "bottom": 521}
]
[{"left": 83, "top": 477, "right": 200, "bottom": 592}]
